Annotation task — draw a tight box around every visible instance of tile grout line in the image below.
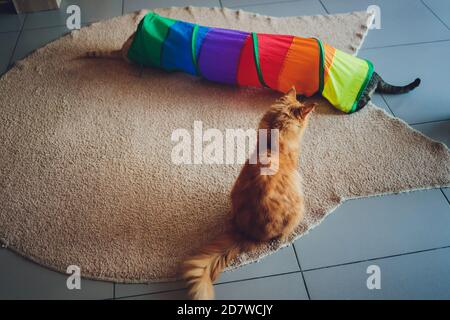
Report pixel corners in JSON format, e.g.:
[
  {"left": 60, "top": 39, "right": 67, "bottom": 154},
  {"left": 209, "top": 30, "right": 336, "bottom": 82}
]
[
  {"left": 12, "top": 25, "right": 450, "bottom": 49},
  {"left": 410, "top": 118, "right": 450, "bottom": 126},
  {"left": 302, "top": 244, "right": 450, "bottom": 273},
  {"left": 17, "top": 23, "right": 74, "bottom": 33},
  {"left": 115, "top": 286, "right": 188, "bottom": 300},
  {"left": 228, "top": 0, "right": 319, "bottom": 10},
  {"left": 361, "top": 38, "right": 450, "bottom": 51},
  {"left": 420, "top": 0, "right": 450, "bottom": 30},
  {"left": 299, "top": 272, "right": 311, "bottom": 299},
  {"left": 113, "top": 244, "right": 450, "bottom": 299},
  {"left": 0, "top": 29, "right": 22, "bottom": 34},
  {"left": 292, "top": 245, "right": 311, "bottom": 300},
  {"left": 219, "top": 0, "right": 223, "bottom": 8},
  {"left": 378, "top": 97, "right": 450, "bottom": 126},
  {"left": 121, "top": 0, "right": 124, "bottom": 15},
  {"left": 217, "top": 270, "right": 301, "bottom": 286},
  {"left": 7, "top": 13, "right": 27, "bottom": 68},
  {"left": 379, "top": 93, "right": 395, "bottom": 116},
  {"left": 115, "top": 271, "right": 304, "bottom": 299},
  {"left": 318, "top": 0, "right": 329, "bottom": 14},
  {"left": 440, "top": 188, "right": 450, "bottom": 205}
]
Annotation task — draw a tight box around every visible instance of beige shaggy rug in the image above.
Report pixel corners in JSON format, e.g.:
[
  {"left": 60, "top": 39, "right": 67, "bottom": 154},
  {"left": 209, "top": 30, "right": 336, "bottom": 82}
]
[{"left": 0, "top": 7, "right": 449, "bottom": 283}]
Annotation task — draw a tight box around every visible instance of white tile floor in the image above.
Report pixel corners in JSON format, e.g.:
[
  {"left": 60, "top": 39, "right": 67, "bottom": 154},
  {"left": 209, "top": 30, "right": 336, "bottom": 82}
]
[
  {"left": 360, "top": 42, "right": 450, "bottom": 124},
  {"left": 225, "top": 0, "right": 328, "bottom": 16},
  {"left": 0, "top": 0, "right": 449, "bottom": 300}
]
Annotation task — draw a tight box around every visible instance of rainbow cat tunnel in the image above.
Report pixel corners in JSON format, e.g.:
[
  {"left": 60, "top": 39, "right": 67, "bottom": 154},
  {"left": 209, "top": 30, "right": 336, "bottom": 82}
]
[{"left": 128, "top": 12, "right": 374, "bottom": 113}]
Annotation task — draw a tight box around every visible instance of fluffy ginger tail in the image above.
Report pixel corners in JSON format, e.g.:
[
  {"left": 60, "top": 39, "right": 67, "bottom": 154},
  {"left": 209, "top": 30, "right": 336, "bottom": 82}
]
[
  {"left": 84, "top": 49, "right": 122, "bottom": 59},
  {"left": 181, "top": 230, "right": 255, "bottom": 300}
]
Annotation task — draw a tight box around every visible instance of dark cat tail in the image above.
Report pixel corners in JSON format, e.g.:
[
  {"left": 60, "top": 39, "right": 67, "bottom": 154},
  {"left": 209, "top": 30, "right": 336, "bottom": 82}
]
[
  {"left": 85, "top": 49, "right": 122, "bottom": 59},
  {"left": 181, "top": 229, "right": 256, "bottom": 300},
  {"left": 374, "top": 72, "right": 421, "bottom": 94}
]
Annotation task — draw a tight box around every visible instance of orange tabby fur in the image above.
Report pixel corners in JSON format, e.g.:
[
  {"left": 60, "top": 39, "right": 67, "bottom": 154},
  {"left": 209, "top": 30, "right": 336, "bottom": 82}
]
[{"left": 181, "top": 87, "right": 315, "bottom": 300}]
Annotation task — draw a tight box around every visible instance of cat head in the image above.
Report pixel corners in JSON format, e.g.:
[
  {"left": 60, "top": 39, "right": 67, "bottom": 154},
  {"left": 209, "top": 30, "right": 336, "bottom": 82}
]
[{"left": 260, "top": 86, "right": 316, "bottom": 132}]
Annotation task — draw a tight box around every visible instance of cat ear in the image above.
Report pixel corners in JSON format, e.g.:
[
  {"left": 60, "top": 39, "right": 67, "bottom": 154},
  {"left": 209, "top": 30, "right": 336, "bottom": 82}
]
[
  {"left": 300, "top": 103, "right": 317, "bottom": 118},
  {"left": 285, "top": 86, "right": 297, "bottom": 100}
]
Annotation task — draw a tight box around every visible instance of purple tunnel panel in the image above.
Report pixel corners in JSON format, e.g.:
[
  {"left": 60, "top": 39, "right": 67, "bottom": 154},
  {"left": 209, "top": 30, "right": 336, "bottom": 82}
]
[{"left": 197, "top": 28, "right": 249, "bottom": 85}]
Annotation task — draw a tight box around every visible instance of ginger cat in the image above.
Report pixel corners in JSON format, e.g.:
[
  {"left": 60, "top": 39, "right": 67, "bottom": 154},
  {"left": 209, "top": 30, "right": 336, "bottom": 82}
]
[{"left": 181, "top": 87, "right": 315, "bottom": 300}]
